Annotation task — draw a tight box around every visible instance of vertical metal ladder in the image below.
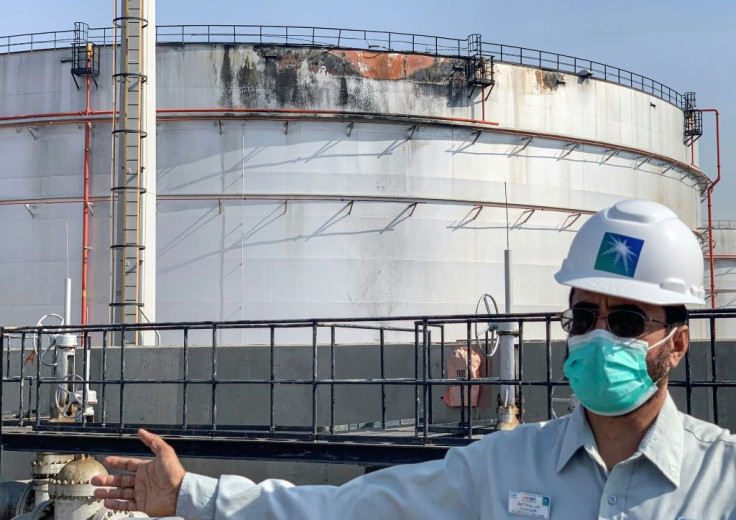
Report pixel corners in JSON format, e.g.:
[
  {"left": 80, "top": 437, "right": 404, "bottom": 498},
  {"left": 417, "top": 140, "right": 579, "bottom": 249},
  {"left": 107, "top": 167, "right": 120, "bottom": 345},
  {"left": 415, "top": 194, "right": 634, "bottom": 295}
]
[
  {"left": 111, "top": 0, "right": 148, "bottom": 340},
  {"left": 466, "top": 34, "right": 494, "bottom": 99},
  {"left": 683, "top": 92, "right": 703, "bottom": 146}
]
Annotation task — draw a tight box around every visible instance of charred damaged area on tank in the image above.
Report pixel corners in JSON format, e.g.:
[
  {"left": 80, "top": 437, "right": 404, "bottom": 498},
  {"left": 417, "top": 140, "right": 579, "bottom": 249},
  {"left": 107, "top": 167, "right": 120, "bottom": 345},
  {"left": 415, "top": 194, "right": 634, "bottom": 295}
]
[
  {"left": 219, "top": 45, "right": 235, "bottom": 107},
  {"left": 216, "top": 45, "right": 464, "bottom": 111},
  {"left": 536, "top": 70, "right": 567, "bottom": 92},
  {"left": 236, "top": 62, "right": 259, "bottom": 107},
  {"left": 304, "top": 50, "right": 360, "bottom": 77}
]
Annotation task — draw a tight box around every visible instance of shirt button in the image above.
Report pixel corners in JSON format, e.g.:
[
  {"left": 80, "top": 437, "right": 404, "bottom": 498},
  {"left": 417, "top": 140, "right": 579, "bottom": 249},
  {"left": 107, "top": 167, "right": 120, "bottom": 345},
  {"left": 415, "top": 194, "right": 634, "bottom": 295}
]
[{"left": 607, "top": 495, "right": 617, "bottom": 505}]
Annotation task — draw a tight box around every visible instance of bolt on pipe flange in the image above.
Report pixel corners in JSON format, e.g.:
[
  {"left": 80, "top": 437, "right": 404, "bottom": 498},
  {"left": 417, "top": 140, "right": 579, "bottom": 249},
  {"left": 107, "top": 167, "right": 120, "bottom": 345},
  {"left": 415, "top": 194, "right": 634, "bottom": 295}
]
[{"left": 48, "top": 456, "right": 107, "bottom": 499}]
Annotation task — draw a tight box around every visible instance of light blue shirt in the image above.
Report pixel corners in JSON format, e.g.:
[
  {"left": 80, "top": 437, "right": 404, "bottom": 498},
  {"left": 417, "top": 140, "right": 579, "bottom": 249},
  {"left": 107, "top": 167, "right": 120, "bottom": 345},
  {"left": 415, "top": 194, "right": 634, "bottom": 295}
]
[{"left": 176, "top": 394, "right": 736, "bottom": 519}]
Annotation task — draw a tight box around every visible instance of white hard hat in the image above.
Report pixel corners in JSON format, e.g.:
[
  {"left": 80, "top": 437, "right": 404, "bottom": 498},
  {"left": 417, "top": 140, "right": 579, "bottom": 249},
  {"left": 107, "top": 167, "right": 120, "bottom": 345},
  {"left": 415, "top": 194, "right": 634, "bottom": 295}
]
[{"left": 555, "top": 199, "right": 705, "bottom": 305}]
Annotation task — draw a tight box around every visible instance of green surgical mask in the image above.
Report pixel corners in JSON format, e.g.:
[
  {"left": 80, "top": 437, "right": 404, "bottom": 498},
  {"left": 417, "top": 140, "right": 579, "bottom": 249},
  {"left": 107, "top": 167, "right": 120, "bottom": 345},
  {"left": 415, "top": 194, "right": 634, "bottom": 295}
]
[{"left": 563, "top": 328, "right": 674, "bottom": 416}]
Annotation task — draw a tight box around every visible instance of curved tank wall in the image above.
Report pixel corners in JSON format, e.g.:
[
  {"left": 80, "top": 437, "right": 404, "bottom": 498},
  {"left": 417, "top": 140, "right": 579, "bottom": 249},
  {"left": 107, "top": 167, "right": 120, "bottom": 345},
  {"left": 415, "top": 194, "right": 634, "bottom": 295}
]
[{"left": 0, "top": 41, "right": 708, "bottom": 338}]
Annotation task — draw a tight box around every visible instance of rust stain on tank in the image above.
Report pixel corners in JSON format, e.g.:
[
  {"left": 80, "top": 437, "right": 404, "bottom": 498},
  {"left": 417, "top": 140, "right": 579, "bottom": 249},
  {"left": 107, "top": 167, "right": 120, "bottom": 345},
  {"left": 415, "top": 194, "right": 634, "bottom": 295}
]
[
  {"left": 340, "top": 51, "right": 438, "bottom": 80},
  {"left": 404, "top": 55, "right": 439, "bottom": 77}
]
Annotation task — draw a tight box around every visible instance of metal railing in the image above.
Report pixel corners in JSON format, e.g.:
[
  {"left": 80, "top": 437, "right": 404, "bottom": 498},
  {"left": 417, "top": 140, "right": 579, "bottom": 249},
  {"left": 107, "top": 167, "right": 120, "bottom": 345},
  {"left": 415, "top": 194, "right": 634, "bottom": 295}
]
[
  {"left": 702, "top": 220, "right": 736, "bottom": 230},
  {"left": 0, "top": 25, "right": 685, "bottom": 108},
  {"left": 1, "top": 309, "right": 735, "bottom": 465}
]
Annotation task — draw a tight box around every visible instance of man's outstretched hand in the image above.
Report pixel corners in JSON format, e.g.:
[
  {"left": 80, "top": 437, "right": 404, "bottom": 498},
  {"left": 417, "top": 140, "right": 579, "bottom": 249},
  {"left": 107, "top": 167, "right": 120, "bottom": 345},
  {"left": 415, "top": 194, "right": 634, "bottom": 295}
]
[{"left": 91, "top": 429, "right": 186, "bottom": 516}]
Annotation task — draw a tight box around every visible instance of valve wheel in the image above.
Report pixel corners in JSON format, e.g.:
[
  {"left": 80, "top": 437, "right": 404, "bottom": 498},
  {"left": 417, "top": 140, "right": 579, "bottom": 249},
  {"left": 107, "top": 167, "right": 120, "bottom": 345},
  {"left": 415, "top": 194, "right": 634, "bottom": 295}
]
[
  {"left": 54, "top": 374, "right": 86, "bottom": 419},
  {"left": 474, "top": 293, "right": 500, "bottom": 357}
]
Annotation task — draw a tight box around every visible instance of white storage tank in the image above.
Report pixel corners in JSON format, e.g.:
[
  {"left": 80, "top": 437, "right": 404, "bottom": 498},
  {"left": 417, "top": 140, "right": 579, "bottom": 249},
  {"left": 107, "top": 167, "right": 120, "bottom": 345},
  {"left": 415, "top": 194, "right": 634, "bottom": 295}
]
[{"left": 0, "top": 26, "right": 709, "bottom": 338}]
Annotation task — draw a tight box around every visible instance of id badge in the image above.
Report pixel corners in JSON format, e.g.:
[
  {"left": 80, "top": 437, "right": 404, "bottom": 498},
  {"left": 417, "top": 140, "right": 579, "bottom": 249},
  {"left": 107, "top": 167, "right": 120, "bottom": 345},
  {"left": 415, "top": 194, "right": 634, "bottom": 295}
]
[{"left": 508, "top": 490, "right": 551, "bottom": 519}]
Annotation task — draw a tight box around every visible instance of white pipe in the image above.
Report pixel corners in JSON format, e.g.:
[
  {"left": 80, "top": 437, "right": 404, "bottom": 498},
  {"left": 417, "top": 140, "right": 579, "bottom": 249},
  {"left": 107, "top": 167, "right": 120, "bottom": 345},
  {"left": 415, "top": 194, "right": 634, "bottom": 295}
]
[
  {"left": 504, "top": 250, "right": 513, "bottom": 313},
  {"left": 499, "top": 249, "right": 515, "bottom": 407},
  {"left": 64, "top": 278, "right": 71, "bottom": 326}
]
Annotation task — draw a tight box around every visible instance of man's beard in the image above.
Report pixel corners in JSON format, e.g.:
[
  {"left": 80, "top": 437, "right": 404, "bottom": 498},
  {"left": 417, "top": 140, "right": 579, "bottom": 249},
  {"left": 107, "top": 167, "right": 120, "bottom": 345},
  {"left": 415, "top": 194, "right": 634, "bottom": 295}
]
[{"left": 647, "top": 340, "right": 672, "bottom": 388}]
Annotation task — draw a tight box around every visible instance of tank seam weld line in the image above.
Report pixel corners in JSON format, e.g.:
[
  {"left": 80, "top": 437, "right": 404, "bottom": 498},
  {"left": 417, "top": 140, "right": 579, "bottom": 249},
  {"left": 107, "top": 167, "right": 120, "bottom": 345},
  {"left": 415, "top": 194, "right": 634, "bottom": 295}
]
[
  {"left": 0, "top": 108, "right": 708, "bottom": 189},
  {"left": 0, "top": 194, "right": 706, "bottom": 236}
]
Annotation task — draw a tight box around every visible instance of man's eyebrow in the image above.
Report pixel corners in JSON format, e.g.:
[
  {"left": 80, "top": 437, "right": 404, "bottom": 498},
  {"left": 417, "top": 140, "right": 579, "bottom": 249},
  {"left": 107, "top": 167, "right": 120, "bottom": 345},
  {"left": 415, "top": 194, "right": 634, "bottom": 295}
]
[
  {"left": 571, "top": 301, "right": 598, "bottom": 310},
  {"left": 608, "top": 303, "right": 646, "bottom": 314}
]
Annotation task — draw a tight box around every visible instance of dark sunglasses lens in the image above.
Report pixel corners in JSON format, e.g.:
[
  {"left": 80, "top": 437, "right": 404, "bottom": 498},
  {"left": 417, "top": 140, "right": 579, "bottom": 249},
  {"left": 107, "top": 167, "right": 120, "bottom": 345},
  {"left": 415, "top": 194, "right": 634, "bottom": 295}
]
[
  {"left": 562, "top": 308, "right": 596, "bottom": 335},
  {"left": 607, "top": 310, "right": 647, "bottom": 338}
]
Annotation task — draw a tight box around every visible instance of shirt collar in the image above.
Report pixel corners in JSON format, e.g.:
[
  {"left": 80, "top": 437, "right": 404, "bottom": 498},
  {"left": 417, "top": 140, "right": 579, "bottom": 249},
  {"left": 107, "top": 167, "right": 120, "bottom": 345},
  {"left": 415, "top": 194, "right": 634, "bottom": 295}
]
[
  {"left": 555, "top": 393, "right": 684, "bottom": 487},
  {"left": 636, "top": 393, "right": 684, "bottom": 487},
  {"left": 556, "top": 402, "right": 598, "bottom": 473}
]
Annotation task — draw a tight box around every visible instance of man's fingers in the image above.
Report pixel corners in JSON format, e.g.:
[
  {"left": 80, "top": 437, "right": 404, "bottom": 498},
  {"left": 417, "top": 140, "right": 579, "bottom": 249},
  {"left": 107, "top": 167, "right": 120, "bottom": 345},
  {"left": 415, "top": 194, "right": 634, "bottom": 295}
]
[
  {"left": 94, "top": 486, "right": 136, "bottom": 501},
  {"left": 139, "top": 428, "right": 171, "bottom": 457},
  {"left": 91, "top": 473, "right": 136, "bottom": 488},
  {"left": 103, "top": 455, "right": 145, "bottom": 473},
  {"left": 102, "top": 498, "right": 138, "bottom": 512}
]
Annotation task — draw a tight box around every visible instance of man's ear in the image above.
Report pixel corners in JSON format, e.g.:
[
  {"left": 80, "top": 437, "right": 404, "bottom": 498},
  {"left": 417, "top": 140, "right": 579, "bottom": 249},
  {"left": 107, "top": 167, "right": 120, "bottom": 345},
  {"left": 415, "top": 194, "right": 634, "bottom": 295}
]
[{"left": 669, "top": 325, "right": 690, "bottom": 368}]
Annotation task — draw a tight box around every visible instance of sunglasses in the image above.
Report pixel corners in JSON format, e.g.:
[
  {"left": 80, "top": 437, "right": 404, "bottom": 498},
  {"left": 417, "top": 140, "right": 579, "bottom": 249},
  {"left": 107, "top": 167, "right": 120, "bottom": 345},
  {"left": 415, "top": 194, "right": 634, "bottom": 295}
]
[{"left": 560, "top": 307, "right": 669, "bottom": 338}]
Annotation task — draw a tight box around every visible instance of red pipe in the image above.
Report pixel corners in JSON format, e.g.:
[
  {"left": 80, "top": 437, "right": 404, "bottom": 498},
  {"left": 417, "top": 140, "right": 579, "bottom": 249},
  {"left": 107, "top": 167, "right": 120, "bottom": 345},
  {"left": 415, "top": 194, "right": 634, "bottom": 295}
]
[
  {"left": 699, "top": 109, "right": 721, "bottom": 309},
  {"left": 1, "top": 106, "right": 493, "bottom": 127},
  {"left": 155, "top": 107, "right": 500, "bottom": 127},
  {"left": 481, "top": 85, "right": 486, "bottom": 122},
  {"left": 690, "top": 137, "right": 695, "bottom": 166},
  {"left": 0, "top": 110, "right": 113, "bottom": 121},
  {"left": 0, "top": 197, "right": 107, "bottom": 206},
  {"left": 81, "top": 45, "right": 92, "bottom": 325}
]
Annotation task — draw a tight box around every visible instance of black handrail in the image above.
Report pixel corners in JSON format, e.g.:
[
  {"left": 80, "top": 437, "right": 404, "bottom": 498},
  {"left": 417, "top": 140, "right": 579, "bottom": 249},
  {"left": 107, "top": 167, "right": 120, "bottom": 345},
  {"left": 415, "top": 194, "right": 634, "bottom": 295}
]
[{"left": 1, "top": 309, "right": 734, "bottom": 465}]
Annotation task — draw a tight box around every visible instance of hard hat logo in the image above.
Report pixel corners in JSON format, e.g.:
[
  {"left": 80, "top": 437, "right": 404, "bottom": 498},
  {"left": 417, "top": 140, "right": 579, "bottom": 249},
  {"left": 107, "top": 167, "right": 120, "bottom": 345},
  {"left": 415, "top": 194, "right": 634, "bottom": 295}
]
[{"left": 594, "top": 232, "right": 644, "bottom": 278}]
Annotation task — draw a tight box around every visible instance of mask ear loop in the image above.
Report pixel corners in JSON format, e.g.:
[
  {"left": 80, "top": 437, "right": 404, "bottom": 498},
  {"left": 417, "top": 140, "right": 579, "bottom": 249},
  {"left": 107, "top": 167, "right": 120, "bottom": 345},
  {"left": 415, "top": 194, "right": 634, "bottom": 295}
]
[{"left": 646, "top": 325, "right": 678, "bottom": 352}]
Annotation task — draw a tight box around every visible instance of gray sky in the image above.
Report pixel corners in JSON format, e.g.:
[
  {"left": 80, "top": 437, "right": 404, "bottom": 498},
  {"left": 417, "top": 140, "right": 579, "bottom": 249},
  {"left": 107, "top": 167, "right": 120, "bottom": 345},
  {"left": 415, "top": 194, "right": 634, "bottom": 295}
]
[{"left": 1, "top": 0, "right": 733, "bottom": 221}]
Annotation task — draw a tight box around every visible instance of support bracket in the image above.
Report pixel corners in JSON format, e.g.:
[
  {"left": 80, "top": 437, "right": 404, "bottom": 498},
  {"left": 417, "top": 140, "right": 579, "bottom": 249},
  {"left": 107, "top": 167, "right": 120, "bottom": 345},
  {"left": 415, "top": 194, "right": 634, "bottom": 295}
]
[
  {"left": 636, "top": 156, "right": 652, "bottom": 169},
  {"left": 512, "top": 208, "right": 535, "bottom": 228},
  {"left": 601, "top": 149, "right": 620, "bottom": 163},
  {"left": 559, "top": 142, "right": 580, "bottom": 159},
  {"left": 511, "top": 136, "right": 533, "bottom": 156},
  {"left": 560, "top": 212, "right": 581, "bottom": 230}
]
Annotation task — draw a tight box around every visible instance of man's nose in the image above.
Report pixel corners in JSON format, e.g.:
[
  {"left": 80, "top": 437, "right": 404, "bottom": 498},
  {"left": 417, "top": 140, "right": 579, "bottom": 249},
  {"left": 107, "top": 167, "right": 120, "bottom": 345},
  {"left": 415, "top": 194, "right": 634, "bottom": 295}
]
[{"left": 592, "top": 314, "right": 609, "bottom": 332}]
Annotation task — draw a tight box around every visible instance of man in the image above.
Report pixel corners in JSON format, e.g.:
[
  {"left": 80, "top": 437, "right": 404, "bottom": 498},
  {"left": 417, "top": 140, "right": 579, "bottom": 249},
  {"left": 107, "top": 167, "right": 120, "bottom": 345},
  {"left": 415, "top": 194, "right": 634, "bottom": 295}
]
[{"left": 93, "top": 199, "right": 736, "bottom": 519}]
